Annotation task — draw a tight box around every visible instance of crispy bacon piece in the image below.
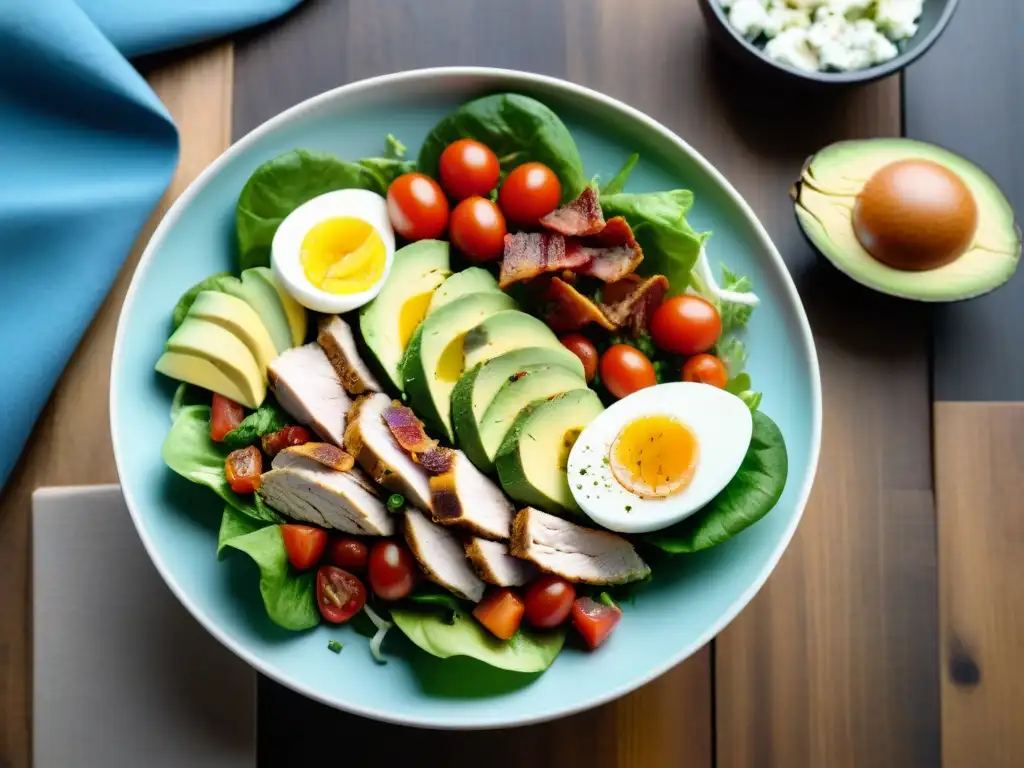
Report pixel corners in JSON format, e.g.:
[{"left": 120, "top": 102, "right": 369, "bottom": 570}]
[
  {"left": 539, "top": 186, "right": 605, "bottom": 236},
  {"left": 571, "top": 217, "right": 644, "bottom": 282},
  {"left": 540, "top": 277, "right": 617, "bottom": 333},
  {"left": 416, "top": 446, "right": 458, "bottom": 476},
  {"left": 499, "top": 232, "right": 584, "bottom": 288},
  {"left": 601, "top": 274, "right": 670, "bottom": 335},
  {"left": 276, "top": 442, "right": 355, "bottom": 472},
  {"left": 382, "top": 402, "right": 437, "bottom": 454}
]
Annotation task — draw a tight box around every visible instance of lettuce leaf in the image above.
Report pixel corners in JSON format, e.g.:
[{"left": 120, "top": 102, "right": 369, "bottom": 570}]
[{"left": 221, "top": 398, "right": 290, "bottom": 451}]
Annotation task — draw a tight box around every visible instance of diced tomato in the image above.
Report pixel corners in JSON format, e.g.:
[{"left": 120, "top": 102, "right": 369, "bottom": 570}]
[
  {"left": 571, "top": 596, "right": 622, "bottom": 650},
  {"left": 327, "top": 536, "right": 369, "bottom": 573},
  {"left": 224, "top": 446, "right": 262, "bottom": 494},
  {"left": 262, "top": 426, "right": 312, "bottom": 457},
  {"left": 316, "top": 566, "right": 367, "bottom": 624},
  {"left": 210, "top": 394, "right": 244, "bottom": 441},
  {"left": 280, "top": 525, "right": 327, "bottom": 570},
  {"left": 473, "top": 588, "right": 525, "bottom": 640}
]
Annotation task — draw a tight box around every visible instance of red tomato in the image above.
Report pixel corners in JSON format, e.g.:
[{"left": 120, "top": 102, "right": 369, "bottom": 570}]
[
  {"left": 368, "top": 540, "right": 416, "bottom": 601},
  {"left": 650, "top": 295, "right": 722, "bottom": 355},
  {"left": 572, "top": 596, "right": 622, "bottom": 649},
  {"left": 682, "top": 353, "right": 728, "bottom": 389},
  {"left": 261, "top": 425, "right": 311, "bottom": 457},
  {"left": 328, "top": 536, "right": 369, "bottom": 573},
  {"left": 387, "top": 173, "right": 450, "bottom": 241},
  {"left": 523, "top": 575, "right": 576, "bottom": 629},
  {"left": 449, "top": 196, "right": 507, "bottom": 262},
  {"left": 439, "top": 139, "right": 501, "bottom": 200},
  {"left": 224, "top": 446, "right": 262, "bottom": 494},
  {"left": 498, "top": 162, "right": 562, "bottom": 226},
  {"left": 315, "top": 566, "right": 366, "bottom": 624},
  {"left": 210, "top": 394, "right": 244, "bottom": 442},
  {"left": 599, "top": 345, "right": 657, "bottom": 400},
  {"left": 559, "top": 334, "right": 598, "bottom": 383},
  {"left": 473, "top": 588, "right": 525, "bottom": 640},
  {"left": 280, "top": 525, "right": 327, "bottom": 570}
]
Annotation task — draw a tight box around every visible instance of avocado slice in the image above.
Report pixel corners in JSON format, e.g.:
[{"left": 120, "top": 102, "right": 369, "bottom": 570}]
[
  {"left": 463, "top": 309, "right": 570, "bottom": 372},
  {"left": 247, "top": 267, "right": 307, "bottom": 346},
  {"left": 794, "top": 138, "right": 1020, "bottom": 301},
  {"left": 186, "top": 291, "right": 278, "bottom": 376},
  {"left": 495, "top": 389, "right": 604, "bottom": 515},
  {"left": 401, "top": 291, "right": 516, "bottom": 441},
  {"left": 219, "top": 272, "right": 292, "bottom": 353},
  {"left": 427, "top": 266, "right": 500, "bottom": 315},
  {"left": 156, "top": 352, "right": 256, "bottom": 408},
  {"left": 160, "top": 317, "right": 266, "bottom": 407},
  {"left": 360, "top": 240, "right": 451, "bottom": 392},
  {"left": 452, "top": 346, "right": 587, "bottom": 469}
]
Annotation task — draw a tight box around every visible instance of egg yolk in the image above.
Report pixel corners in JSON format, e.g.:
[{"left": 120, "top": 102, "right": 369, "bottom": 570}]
[
  {"left": 610, "top": 415, "right": 699, "bottom": 499},
  {"left": 301, "top": 217, "right": 386, "bottom": 294}
]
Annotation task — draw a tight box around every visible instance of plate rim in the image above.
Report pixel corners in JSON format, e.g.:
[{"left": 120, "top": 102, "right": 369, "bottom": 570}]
[{"left": 110, "top": 65, "right": 823, "bottom": 729}]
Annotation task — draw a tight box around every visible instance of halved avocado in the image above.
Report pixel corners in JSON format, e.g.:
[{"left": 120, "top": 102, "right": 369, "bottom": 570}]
[
  {"left": 794, "top": 138, "right": 1021, "bottom": 301},
  {"left": 427, "top": 266, "right": 500, "bottom": 315},
  {"left": 160, "top": 317, "right": 266, "bottom": 407},
  {"left": 401, "top": 291, "right": 516, "bottom": 441},
  {"left": 452, "top": 346, "right": 587, "bottom": 469},
  {"left": 186, "top": 291, "right": 277, "bottom": 376},
  {"left": 359, "top": 240, "right": 451, "bottom": 392},
  {"left": 463, "top": 309, "right": 572, "bottom": 372},
  {"left": 495, "top": 389, "right": 604, "bottom": 514}
]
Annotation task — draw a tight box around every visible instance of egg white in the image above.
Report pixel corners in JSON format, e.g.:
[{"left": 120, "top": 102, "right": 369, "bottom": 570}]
[
  {"left": 567, "top": 382, "right": 754, "bottom": 534},
  {"left": 271, "top": 189, "right": 396, "bottom": 314}
]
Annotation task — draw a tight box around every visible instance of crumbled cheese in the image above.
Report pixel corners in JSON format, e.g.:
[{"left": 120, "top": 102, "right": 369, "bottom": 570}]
[
  {"left": 729, "top": 0, "right": 771, "bottom": 39},
  {"left": 764, "top": 27, "right": 821, "bottom": 72},
  {"left": 875, "top": 0, "right": 923, "bottom": 40}
]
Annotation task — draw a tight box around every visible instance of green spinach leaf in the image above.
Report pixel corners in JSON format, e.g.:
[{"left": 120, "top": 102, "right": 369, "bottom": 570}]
[
  {"left": 217, "top": 505, "right": 269, "bottom": 557},
  {"left": 406, "top": 590, "right": 465, "bottom": 623},
  {"left": 236, "top": 149, "right": 383, "bottom": 270},
  {"left": 162, "top": 405, "right": 283, "bottom": 524},
  {"left": 645, "top": 410, "right": 788, "bottom": 553},
  {"left": 391, "top": 605, "right": 566, "bottom": 673},
  {"left": 357, "top": 157, "right": 417, "bottom": 190},
  {"left": 601, "top": 153, "right": 639, "bottom": 196},
  {"left": 221, "top": 398, "right": 290, "bottom": 451},
  {"left": 418, "top": 93, "right": 587, "bottom": 201},
  {"left": 171, "top": 272, "right": 236, "bottom": 329}
]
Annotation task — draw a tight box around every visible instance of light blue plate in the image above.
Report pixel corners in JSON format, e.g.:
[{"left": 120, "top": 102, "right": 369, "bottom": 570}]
[{"left": 111, "top": 68, "right": 821, "bottom": 729}]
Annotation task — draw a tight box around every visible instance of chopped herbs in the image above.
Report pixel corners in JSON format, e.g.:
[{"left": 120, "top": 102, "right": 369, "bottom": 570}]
[
  {"left": 387, "top": 494, "right": 405, "bottom": 511},
  {"left": 625, "top": 505, "right": 632, "bottom": 512},
  {"left": 327, "top": 640, "right": 344, "bottom": 654}
]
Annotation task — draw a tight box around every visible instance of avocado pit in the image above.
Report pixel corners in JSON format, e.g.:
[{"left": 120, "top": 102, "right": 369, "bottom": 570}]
[{"left": 853, "top": 159, "right": 978, "bottom": 272}]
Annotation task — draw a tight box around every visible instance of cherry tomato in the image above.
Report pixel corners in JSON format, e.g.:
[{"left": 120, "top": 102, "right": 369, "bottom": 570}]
[
  {"left": 328, "top": 536, "right": 369, "bottom": 573},
  {"left": 599, "top": 345, "right": 657, "bottom": 400},
  {"left": 210, "top": 394, "right": 244, "bottom": 442},
  {"left": 559, "top": 334, "right": 598, "bottom": 383},
  {"left": 572, "top": 596, "right": 622, "bottom": 650},
  {"left": 473, "top": 588, "right": 525, "bottom": 640},
  {"left": 682, "top": 353, "right": 728, "bottom": 389},
  {"left": 315, "top": 566, "right": 366, "bottom": 624},
  {"left": 523, "top": 575, "right": 576, "bottom": 629},
  {"left": 261, "top": 425, "right": 311, "bottom": 457},
  {"left": 498, "top": 162, "right": 562, "bottom": 226},
  {"left": 449, "top": 196, "right": 507, "bottom": 262},
  {"left": 224, "top": 445, "right": 262, "bottom": 494},
  {"left": 439, "top": 139, "right": 501, "bottom": 200},
  {"left": 650, "top": 295, "right": 722, "bottom": 355},
  {"left": 368, "top": 540, "right": 416, "bottom": 601},
  {"left": 387, "top": 173, "right": 450, "bottom": 241},
  {"left": 280, "top": 525, "right": 327, "bottom": 570}
]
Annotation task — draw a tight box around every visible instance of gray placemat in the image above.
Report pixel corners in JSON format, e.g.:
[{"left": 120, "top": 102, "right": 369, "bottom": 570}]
[{"left": 32, "top": 485, "right": 256, "bottom": 768}]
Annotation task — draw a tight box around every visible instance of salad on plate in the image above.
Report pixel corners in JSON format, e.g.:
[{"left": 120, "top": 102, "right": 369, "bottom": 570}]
[{"left": 158, "top": 92, "right": 789, "bottom": 673}]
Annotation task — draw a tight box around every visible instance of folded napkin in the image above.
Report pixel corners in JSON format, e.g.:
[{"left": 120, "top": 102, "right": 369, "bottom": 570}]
[{"left": 0, "top": 0, "right": 302, "bottom": 489}]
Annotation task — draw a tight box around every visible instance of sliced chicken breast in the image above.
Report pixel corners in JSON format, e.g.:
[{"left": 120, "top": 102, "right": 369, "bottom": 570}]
[
  {"left": 510, "top": 507, "right": 650, "bottom": 585},
  {"left": 430, "top": 451, "right": 514, "bottom": 540},
  {"left": 465, "top": 538, "right": 536, "bottom": 587},
  {"left": 344, "top": 392, "right": 432, "bottom": 512},
  {"left": 404, "top": 508, "right": 484, "bottom": 602},
  {"left": 268, "top": 343, "right": 351, "bottom": 446},
  {"left": 260, "top": 454, "right": 394, "bottom": 536},
  {"left": 317, "top": 315, "right": 383, "bottom": 395}
]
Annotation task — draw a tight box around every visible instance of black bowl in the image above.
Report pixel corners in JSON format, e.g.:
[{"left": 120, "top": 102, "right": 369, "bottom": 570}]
[{"left": 697, "top": 0, "right": 960, "bottom": 86}]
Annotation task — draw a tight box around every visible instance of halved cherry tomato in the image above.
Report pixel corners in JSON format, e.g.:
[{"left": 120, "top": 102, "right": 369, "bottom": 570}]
[
  {"left": 387, "top": 173, "right": 450, "bottom": 241},
  {"left": 498, "top": 162, "right": 561, "bottom": 226},
  {"left": 682, "top": 353, "right": 728, "bottom": 389},
  {"left": 650, "top": 295, "right": 722, "bottom": 355},
  {"left": 224, "top": 445, "right": 262, "bottom": 494},
  {"left": 439, "top": 139, "right": 500, "bottom": 200},
  {"left": 328, "top": 536, "right": 369, "bottom": 573},
  {"left": 368, "top": 540, "right": 416, "bottom": 601},
  {"left": 523, "top": 575, "right": 576, "bottom": 629},
  {"left": 599, "top": 345, "right": 657, "bottom": 400},
  {"left": 316, "top": 566, "right": 366, "bottom": 624},
  {"left": 449, "top": 196, "right": 507, "bottom": 263},
  {"left": 210, "top": 394, "right": 244, "bottom": 442},
  {"left": 572, "top": 596, "right": 622, "bottom": 649},
  {"left": 280, "top": 525, "right": 327, "bottom": 570},
  {"left": 473, "top": 588, "right": 525, "bottom": 640},
  {"left": 261, "top": 425, "right": 311, "bottom": 457},
  {"left": 559, "top": 334, "right": 598, "bottom": 383}
]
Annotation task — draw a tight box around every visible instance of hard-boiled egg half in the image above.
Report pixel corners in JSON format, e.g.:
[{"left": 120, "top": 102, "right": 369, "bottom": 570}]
[
  {"left": 567, "top": 382, "right": 753, "bottom": 534},
  {"left": 271, "top": 189, "right": 396, "bottom": 313}
]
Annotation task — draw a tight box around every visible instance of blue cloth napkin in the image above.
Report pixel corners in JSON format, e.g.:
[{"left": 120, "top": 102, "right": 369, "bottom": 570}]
[{"left": 0, "top": 0, "right": 302, "bottom": 489}]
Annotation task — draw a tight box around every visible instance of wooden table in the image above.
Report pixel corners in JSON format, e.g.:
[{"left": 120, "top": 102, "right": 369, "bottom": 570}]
[{"left": 2, "top": 2, "right": 1021, "bottom": 766}]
